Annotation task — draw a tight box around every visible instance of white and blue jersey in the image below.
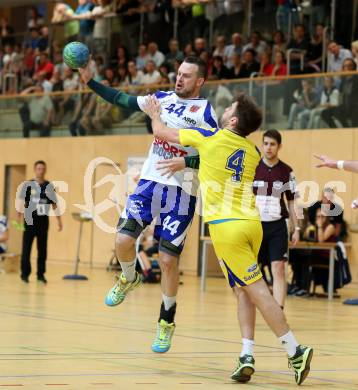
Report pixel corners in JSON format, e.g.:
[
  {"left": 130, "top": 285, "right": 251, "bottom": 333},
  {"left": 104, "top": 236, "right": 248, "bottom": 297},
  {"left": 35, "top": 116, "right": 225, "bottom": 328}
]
[
  {"left": 119, "top": 91, "right": 218, "bottom": 254},
  {"left": 137, "top": 91, "right": 218, "bottom": 196}
]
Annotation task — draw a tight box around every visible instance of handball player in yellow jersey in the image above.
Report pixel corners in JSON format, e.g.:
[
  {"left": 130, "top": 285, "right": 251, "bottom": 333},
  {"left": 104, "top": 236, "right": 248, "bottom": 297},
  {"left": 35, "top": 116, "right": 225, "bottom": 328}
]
[{"left": 143, "top": 93, "right": 313, "bottom": 385}]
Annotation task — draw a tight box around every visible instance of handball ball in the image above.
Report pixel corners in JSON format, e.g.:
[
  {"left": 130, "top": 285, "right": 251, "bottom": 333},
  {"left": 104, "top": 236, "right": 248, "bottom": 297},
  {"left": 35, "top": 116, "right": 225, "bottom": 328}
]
[{"left": 63, "top": 41, "right": 89, "bottom": 69}]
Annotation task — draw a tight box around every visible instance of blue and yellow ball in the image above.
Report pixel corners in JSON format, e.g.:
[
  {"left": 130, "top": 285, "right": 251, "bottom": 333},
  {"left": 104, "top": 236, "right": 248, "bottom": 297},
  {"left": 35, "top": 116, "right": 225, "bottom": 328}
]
[{"left": 63, "top": 41, "right": 89, "bottom": 69}]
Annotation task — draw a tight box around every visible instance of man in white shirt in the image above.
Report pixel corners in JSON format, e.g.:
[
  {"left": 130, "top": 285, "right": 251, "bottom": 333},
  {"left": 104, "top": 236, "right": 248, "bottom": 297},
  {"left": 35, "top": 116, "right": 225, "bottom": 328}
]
[
  {"left": 327, "top": 41, "right": 353, "bottom": 73},
  {"left": 141, "top": 60, "right": 161, "bottom": 85},
  {"left": 224, "top": 33, "right": 243, "bottom": 69},
  {"left": 147, "top": 42, "right": 165, "bottom": 68},
  {"left": 242, "top": 31, "right": 268, "bottom": 58}
]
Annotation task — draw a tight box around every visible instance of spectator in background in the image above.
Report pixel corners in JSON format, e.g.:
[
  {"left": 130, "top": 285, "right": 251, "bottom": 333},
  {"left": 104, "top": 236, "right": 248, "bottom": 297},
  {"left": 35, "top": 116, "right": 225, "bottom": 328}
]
[
  {"left": 213, "top": 35, "right": 227, "bottom": 58},
  {"left": 125, "top": 60, "right": 144, "bottom": 86},
  {"left": 75, "top": 0, "right": 95, "bottom": 47},
  {"left": 147, "top": 42, "right": 165, "bottom": 68},
  {"left": 238, "top": 49, "right": 260, "bottom": 78},
  {"left": 306, "top": 23, "right": 324, "bottom": 72},
  {"left": 168, "top": 58, "right": 181, "bottom": 84},
  {"left": 104, "top": 67, "right": 117, "bottom": 86},
  {"left": 136, "top": 44, "right": 149, "bottom": 71},
  {"left": 19, "top": 85, "right": 53, "bottom": 137},
  {"left": 27, "top": 6, "right": 45, "bottom": 30},
  {"left": 117, "top": 0, "right": 141, "bottom": 57},
  {"left": 0, "top": 215, "right": 9, "bottom": 255},
  {"left": 79, "top": 80, "right": 113, "bottom": 135},
  {"left": 111, "top": 45, "right": 128, "bottom": 69},
  {"left": 259, "top": 52, "right": 273, "bottom": 77},
  {"left": 351, "top": 40, "right": 358, "bottom": 67},
  {"left": 194, "top": 37, "right": 206, "bottom": 56},
  {"left": 224, "top": 32, "right": 243, "bottom": 69},
  {"left": 116, "top": 64, "right": 128, "bottom": 87},
  {"left": 287, "top": 79, "right": 318, "bottom": 129},
  {"left": 0, "top": 17, "right": 15, "bottom": 47},
  {"left": 49, "top": 70, "right": 64, "bottom": 125},
  {"left": 276, "top": 0, "right": 296, "bottom": 36},
  {"left": 141, "top": 59, "right": 161, "bottom": 85},
  {"left": 165, "top": 39, "right": 184, "bottom": 72},
  {"left": 322, "top": 58, "right": 358, "bottom": 127},
  {"left": 26, "top": 28, "right": 41, "bottom": 51},
  {"left": 309, "top": 0, "right": 328, "bottom": 36},
  {"left": 271, "top": 30, "right": 286, "bottom": 62},
  {"left": 34, "top": 52, "right": 54, "bottom": 80},
  {"left": 90, "top": 0, "right": 112, "bottom": 63},
  {"left": 269, "top": 50, "right": 288, "bottom": 76},
  {"left": 53, "top": 52, "right": 67, "bottom": 78},
  {"left": 287, "top": 24, "right": 310, "bottom": 74},
  {"left": 327, "top": 40, "right": 353, "bottom": 73},
  {"left": 34, "top": 72, "right": 53, "bottom": 94},
  {"left": 242, "top": 31, "right": 268, "bottom": 58},
  {"left": 210, "top": 56, "right": 232, "bottom": 80},
  {"left": 38, "top": 26, "right": 50, "bottom": 52},
  {"left": 224, "top": 0, "right": 244, "bottom": 36},
  {"left": 2, "top": 44, "right": 16, "bottom": 71},
  {"left": 230, "top": 53, "right": 242, "bottom": 79},
  {"left": 300, "top": 76, "right": 339, "bottom": 129},
  {"left": 23, "top": 47, "right": 36, "bottom": 77},
  {"left": 58, "top": 67, "right": 79, "bottom": 122},
  {"left": 52, "top": 1, "right": 80, "bottom": 42}
]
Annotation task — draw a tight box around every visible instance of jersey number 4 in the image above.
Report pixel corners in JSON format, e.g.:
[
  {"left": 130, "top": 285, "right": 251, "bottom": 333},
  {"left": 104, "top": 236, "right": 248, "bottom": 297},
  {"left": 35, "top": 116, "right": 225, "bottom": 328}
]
[
  {"left": 165, "top": 104, "right": 186, "bottom": 117},
  {"left": 226, "top": 149, "right": 246, "bottom": 182}
]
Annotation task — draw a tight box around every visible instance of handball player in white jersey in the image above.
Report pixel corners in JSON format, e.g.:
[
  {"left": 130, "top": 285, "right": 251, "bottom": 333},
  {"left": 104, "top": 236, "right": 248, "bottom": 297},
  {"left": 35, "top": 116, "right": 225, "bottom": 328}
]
[{"left": 79, "top": 57, "right": 217, "bottom": 353}]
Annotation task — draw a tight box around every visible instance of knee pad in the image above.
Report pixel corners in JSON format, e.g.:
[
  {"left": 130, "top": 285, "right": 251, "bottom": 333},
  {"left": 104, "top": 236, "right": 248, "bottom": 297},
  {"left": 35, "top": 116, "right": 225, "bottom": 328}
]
[{"left": 117, "top": 218, "right": 148, "bottom": 239}]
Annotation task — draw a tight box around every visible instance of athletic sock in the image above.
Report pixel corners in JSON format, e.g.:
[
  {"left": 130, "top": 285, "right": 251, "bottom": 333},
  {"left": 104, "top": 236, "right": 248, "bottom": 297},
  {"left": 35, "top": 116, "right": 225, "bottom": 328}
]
[
  {"left": 240, "top": 338, "right": 255, "bottom": 357},
  {"left": 279, "top": 330, "right": 299, "bottom": 357},
  {"left": 162, "top": 294, "right": 177, "bottom": 310},
  {"left": 159, "top": 301, "right": 177, "bottom": 324},
  {"left": 119, "top": 259, "right": 136, "bottom": 282}
]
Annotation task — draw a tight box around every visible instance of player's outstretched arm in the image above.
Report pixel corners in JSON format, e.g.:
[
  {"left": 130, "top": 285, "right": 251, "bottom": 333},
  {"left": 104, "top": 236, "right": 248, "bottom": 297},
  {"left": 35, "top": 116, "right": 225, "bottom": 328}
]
[
  {"left": 78, "top": 62, "right": 141, "bottom": 111},
  {"left": 315, "top": 154, "right": 358, "bottom": 173},
  {"left": 143, "top": 95, "right": 180, "bottom": 143}
]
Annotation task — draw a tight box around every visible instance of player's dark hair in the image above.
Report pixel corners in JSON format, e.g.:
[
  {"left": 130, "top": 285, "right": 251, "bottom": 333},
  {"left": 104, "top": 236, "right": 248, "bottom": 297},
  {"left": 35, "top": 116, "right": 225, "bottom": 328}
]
[
  {"left": 34, "top": 160, "right": 46, "bottom": 167},
  {"left": 183, "top": 56, "right": 208, "bottom": 79},
  {"left": 236, "top": 94, "right": 262, "bottom": 136},
  {"left": 263, "top": 129, "right": 282, "bottom": 145}
]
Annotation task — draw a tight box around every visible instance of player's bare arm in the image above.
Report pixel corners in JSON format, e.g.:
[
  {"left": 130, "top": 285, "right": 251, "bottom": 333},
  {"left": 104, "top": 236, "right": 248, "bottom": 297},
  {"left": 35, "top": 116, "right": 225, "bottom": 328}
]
[
  {"left": 315, "top": 154, "right": 358, "bottom": 172},
  {"left": 143, "top": 96, "right": 180, "bottom": 144}
]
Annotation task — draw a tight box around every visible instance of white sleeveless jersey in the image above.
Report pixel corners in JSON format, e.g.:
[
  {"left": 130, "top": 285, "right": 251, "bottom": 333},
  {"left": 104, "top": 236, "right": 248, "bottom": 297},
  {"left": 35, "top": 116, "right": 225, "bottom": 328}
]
[{"left": 137, "top": 91, "right": 218, "bottom": 196}]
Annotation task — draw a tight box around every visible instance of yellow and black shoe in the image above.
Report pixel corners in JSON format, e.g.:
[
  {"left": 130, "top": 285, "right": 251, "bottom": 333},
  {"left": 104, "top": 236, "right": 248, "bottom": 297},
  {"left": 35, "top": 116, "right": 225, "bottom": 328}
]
[
  {"left": 230, "top": 354, "right": 255, "bottom": 383},
  {"left": 288, "top": 345, "right": 313, "bottom": 385}
]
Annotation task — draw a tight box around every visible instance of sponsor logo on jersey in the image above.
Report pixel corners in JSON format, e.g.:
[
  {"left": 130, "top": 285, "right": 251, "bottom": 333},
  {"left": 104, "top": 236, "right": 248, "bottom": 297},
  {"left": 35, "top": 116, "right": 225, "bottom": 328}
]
[
  {"left": 253, "top": 180, "right": 265, "bottom": 187},
  {"left": 247, "top": 263, "right": 258, "bottom": 273},
  {"left": 273, "top": 181, "right": 283, "bottom": 190},
  {"left": 153, "top": 138, "right": 188, "bottom": 159},
  {"left": 190, "top": 105, "right": 200, "bottom": 113},
  {"left": 128, "top": 200, "right": 143, "bottom": 215},
  {"left": 183, "top": 116, "right": 197, "bottom": 126}
]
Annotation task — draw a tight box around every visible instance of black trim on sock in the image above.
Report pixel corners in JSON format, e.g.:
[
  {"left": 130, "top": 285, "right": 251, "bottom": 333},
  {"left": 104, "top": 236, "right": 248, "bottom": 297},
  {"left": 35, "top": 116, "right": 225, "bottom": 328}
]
[{"left": 159, "top": 302, "right": 177, "bottom": 323}]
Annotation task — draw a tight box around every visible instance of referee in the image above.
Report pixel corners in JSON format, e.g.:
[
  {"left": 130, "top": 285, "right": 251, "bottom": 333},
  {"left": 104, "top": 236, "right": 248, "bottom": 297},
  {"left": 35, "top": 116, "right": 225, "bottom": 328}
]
[
  {"left": 253, "top": 130, "right": 300, "bottom": 309},
  {"left": 16, "top": 161, "right": 62, "bottom": 283}
]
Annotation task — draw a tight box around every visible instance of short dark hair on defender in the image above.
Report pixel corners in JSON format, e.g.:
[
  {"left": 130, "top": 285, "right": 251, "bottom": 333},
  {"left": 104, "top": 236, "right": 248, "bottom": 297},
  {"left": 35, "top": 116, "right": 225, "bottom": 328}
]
[
  {"left": 34, "top": 160, "right": 46, "bottom": 167},
  {"left": 236, "top": 94, "right": 262, "bottom": 136},
  {"left": 263, "top": 129, "right": 282, "bottom": 145},
  {"left": 183, "top": 56, "right": 208, "bottom": 79}
]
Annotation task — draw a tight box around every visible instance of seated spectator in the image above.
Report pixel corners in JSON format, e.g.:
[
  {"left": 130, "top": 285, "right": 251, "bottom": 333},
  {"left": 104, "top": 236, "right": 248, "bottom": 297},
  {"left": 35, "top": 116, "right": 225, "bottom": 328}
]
[
  {"left": 104, "top": 67, "right": 117, "bottom": 86},
  {"left": 269, "top": 50, "right": 287, "bottom": 77},
  {"left": 287, "top": 79, "right": 318, "bottom": 129},
  {"left": 184, "top": 42, "right": 195, "bottom": 57},
  {"left": 271, "top": 30, "right": 286, "bottom": 62},
  {"left": 19, "top": 85, "right": 53, "bottom": 137},
  {"left": 53, "top": 52, "right": 67, "bottom": 78},
  {"left": 242, "top": 31, "right": 268, "bottom": 58},
  {"left": 34, "top": 72, "right": 53, "bottom": 93},
  {"left": 58, "top": 67, "right": 79, "bottom": 122},
  {"left": 147, "top": 42, "right": 165, "bottom": 68},
  {"left": 38, "top": 26, "right": 50, "bottom": 52},
  {"left": 308, "top": 187, "right": 344, "bottom": 238},
  {"left": 68, "top": 91, "right": 92, "bottom": 136},
  {"left": 2, "top": 44, "right": 16, "bottom": 71},
  {"left": 165, "top": 39, "right": 184, "bottom": 72},
  {"left": 111, "top": 45, "right": 128, "bottom": 69},
  {"left": 306, "top": 23, "right": 324, "bottom": 72},
  {"left": 238, "top": 49, "right": 260, "bottom": 78},
  {"left": 79, "top": 80, "right": 113, "bottom": 135},
  {"left": 322, "top": 58, "right": 358, "bottom": 127},
  {"left": 23, "top": 47, "right": 36, "bottom": 78},
  {"left": 327, "top": 40, "right": 353, "bottom": 73},
  {"left": 287, "top": 24, "right": 310, "bottom": 74},
  {"left": 125, "top": 60, "right": 144, "bottom": 86},
  {"left": 49, "top": 70, "right": 64, "bottom": 125},
  {"left": 299, "top": 76, "right": 339, "bottom": 129},
  {"left": 136, "top": 44, "right": 149, "bottom": 71},
  {"left": 0, "top": 215, "right": 9, "bottom": 255},
  {"left": 34, "top": 52, "right": 54, "bottom": 80},
  {"left": 213, "top": 35, "right": 227, "bottom": 58},
  {"left": 24, "top": 27, "right": 41, "bottom": 51},
  {"left": 224, "top": 32, "right": 243, "bottom": 69},
  {"left": 259, "top": 52, "right": 272, "bottom": 77},
  {"left": 194, "top": 37, "right": 206, "bottom": 56},
  {"left": 141, "top": 60, "right": 161, "bottom": 86},
  {"left": 168, "top": 58, "right": 181, "bottom": 84},
  {"left": 230, "top": 53, "right": 241, "bottom": 79},
  {"left": 352, "top": 40, "right": 358, "bottom": 67},
  {"left": 116, "top": 64, "right": 128, "bottom": 87},
  {"left": 210, "top": 56, "right": 232, "bottom": 80}
]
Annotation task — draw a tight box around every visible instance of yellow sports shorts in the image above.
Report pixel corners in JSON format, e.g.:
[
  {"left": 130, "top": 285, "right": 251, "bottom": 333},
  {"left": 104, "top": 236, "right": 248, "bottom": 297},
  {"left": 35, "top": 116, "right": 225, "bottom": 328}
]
[{"left": 208, "top": 219, "right": 263, "bottom": 288}]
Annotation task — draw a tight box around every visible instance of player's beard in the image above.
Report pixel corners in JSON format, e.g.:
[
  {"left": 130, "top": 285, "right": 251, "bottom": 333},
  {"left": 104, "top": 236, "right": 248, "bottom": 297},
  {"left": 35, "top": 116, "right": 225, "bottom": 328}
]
[{"left": 175, "top": 86, "right": 195, "bottom": 99}]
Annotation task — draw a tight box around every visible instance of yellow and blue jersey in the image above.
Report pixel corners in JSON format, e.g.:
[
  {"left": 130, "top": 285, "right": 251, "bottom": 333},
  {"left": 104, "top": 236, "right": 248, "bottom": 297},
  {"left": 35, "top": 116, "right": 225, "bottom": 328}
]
[{"left": 179, "top": 126, "right": 261, "bottom": 223}]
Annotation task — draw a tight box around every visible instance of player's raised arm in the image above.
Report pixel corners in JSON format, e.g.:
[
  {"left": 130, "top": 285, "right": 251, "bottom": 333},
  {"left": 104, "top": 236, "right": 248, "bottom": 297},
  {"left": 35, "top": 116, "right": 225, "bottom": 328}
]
[
  {"left": 315, "top": 154, "right": 358, "bottom": 172},
  {"left": 143, "top": 95, "right": 180, "bottom": 143},
  {"left": 78, "top": 61, "right": 141, "bottom": 111}
]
